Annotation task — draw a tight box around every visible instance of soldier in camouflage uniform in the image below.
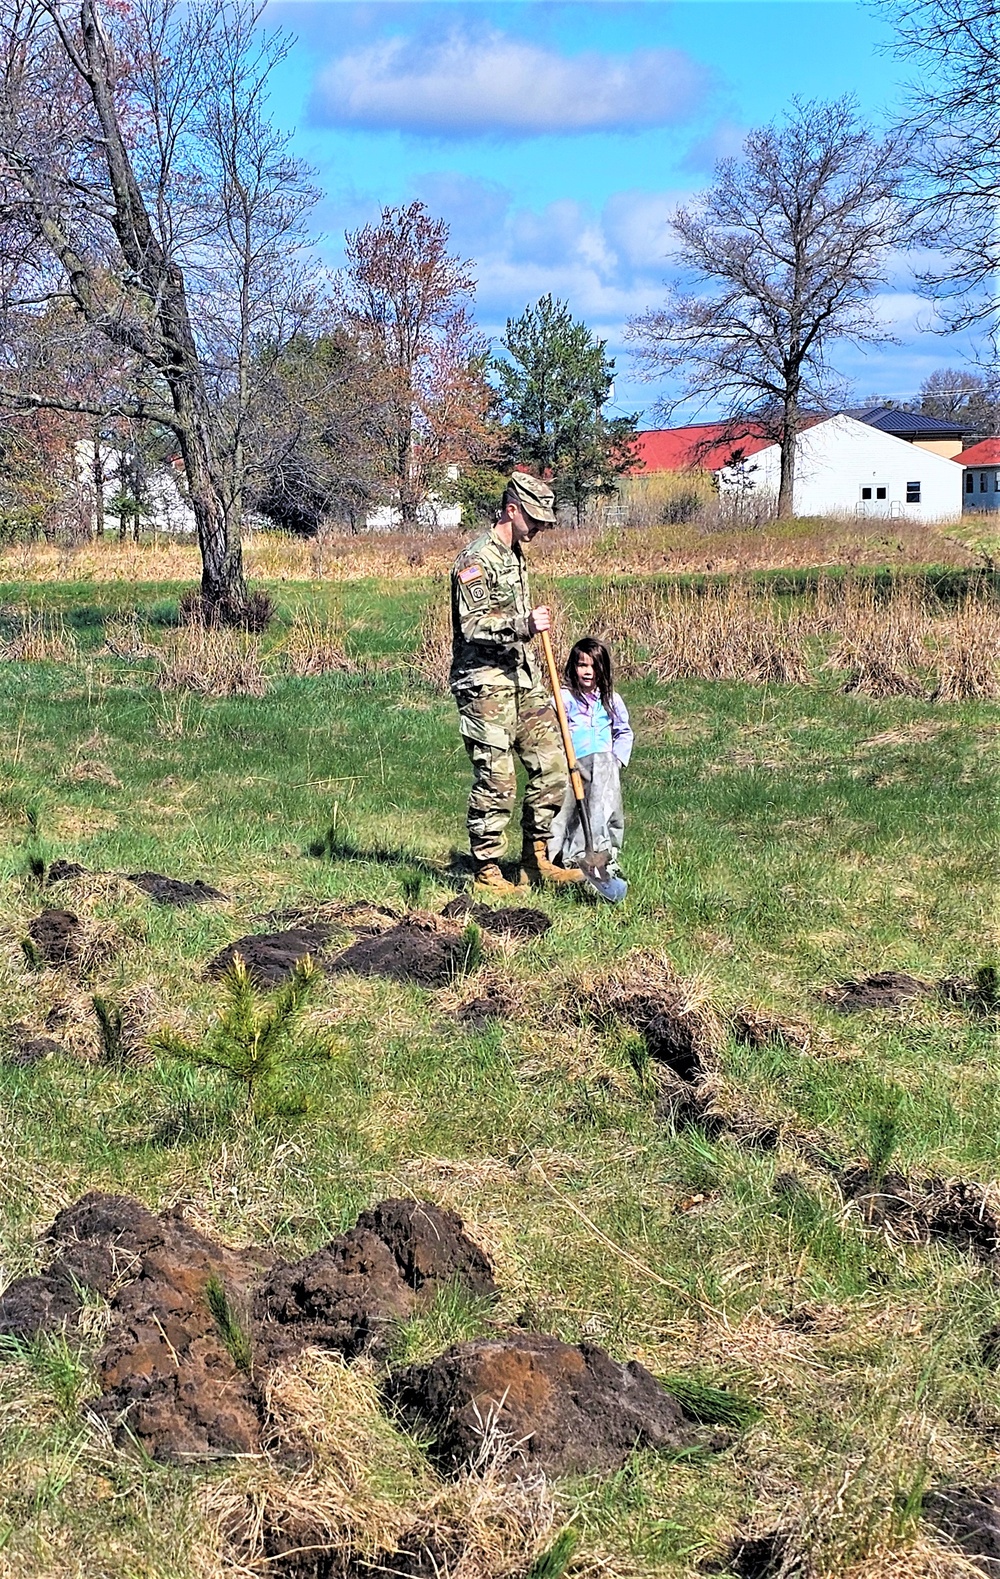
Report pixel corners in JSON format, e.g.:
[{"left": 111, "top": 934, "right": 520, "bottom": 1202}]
[{"left": 450, "top": 470, "right": 583, "bottom": 893}]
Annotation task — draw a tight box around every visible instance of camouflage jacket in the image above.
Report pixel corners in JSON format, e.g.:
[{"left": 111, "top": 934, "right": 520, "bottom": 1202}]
[{"left": 449, "top": 528, "right": 540, "bottom": 695}]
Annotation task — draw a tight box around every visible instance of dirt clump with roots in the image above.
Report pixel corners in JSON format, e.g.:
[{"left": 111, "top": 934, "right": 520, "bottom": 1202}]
[
  {"left": 440, "top": 894, "right": 552, "bottom": 940},
  {"left": 208, "top": 924, "right": 337, "bottom": 986},
  {"left": 26, "top": 908, "right": 82, "bottom": 965},
  {"left": 383, "top": 1331, "right": 706, "bottom": 1478},
  {"left": 328, "top": 914, "right": 472, "bottom": 989},
  {"left": 127, "top": 871, "right": 226, "bottom": 906},
  {"left": 840, "top": 1170, "right": 1000, "bottom": 1262}
]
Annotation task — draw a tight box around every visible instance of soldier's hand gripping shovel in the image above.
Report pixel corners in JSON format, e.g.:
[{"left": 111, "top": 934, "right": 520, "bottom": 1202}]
[{"left": 539, "top": 629, "right": 628, "bottom": 904}]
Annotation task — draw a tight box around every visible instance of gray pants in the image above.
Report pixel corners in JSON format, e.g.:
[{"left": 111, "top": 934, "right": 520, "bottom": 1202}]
[{"left": 547, "top": 751, "right": 625, "bottom": 878}]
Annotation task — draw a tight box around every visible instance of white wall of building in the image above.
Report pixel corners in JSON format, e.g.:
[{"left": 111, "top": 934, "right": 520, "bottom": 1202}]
[{"left": 717, "top": 414, "right": 963, "bottom": 522}]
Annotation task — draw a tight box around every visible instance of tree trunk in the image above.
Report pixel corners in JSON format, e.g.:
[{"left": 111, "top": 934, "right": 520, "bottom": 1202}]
[
  {"left": 92, "top": 431, "right": 104, "bottom": 538},
  {"left": 777, "top": 391, "right": 799, "bottom": 518}
]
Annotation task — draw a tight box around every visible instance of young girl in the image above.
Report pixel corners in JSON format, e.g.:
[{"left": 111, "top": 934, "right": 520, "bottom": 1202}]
[{"left": 548, "top": 636, "right": 633, "bottom": 879}]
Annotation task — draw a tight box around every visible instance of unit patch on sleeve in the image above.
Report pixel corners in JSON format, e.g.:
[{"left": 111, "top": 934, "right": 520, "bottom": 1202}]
[
  {"left": 458, "top": 563, "right": 483, "bottom": 584},
  {"left": 469, "top": 582, "right": 487, "bottom": 603}
]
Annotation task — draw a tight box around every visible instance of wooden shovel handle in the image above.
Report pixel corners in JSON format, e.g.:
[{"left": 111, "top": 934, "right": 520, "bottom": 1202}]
[{"left": 539, "top": 628, "right": 585, "bottom": 804}]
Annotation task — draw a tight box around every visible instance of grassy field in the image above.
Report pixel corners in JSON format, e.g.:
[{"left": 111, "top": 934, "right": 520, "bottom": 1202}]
[{"left": 0, "top": 542, "right": 998, "bottom": 1579}]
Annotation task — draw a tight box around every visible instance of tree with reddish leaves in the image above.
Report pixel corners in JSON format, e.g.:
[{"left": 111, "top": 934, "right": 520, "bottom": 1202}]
[
  {"left": 339, "top": 202, "right": 491, "bottom": 527},
  {"left": 0, "top": 0, "right": 322, "bottom": 620}
]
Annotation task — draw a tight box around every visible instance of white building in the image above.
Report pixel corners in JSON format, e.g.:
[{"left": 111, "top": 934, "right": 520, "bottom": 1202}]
[
  {"left": 957, "top": 439, "right": 1000, "bottom": 513},
  {"left": 634, "top": 413, "right": 964, "bottom": 522}
]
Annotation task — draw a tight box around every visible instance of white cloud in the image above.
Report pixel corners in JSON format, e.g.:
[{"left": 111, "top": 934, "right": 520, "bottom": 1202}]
[{"left": 311, "top": 26, "right": 709, "bottom": 137}]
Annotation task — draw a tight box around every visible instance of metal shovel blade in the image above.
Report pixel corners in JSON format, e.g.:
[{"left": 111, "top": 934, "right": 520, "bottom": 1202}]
[{"left": 579, "top": 852, "right": 628, "bottom": 904}]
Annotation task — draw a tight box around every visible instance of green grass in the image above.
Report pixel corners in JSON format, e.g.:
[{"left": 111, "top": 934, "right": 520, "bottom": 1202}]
[{"left": 0, "top": 575, "right": 997, "bottom": 1577}]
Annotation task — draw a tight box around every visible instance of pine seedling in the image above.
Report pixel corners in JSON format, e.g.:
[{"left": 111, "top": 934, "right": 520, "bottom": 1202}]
[
  {"left": 526, "top": 1529, "right": 577, "bottom": 1579},
  {"left": 21, "top": 936, "right": 42, "bottom": 970},
  {"left": 205, "top": 1275, "right": 254, "bottom": 1375},
  {"left": 150, "top": 954, "right": 331, "bottom": 1113},
  {"left": 865, "top": 1105, "right": 901, "bottom": 1192},
  {"left": 25, "top": 850, "right": 47, "bottom": 886},
  {"left": 662, "top": 1374, "right": 763, "bottom": 1430},
  {"left": 92, "top": 996, "right": 126, "bottom": 1064}
]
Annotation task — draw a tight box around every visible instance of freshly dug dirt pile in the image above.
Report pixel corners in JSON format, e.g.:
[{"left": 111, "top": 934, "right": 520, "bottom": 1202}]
[
  {"left": 355, "top": 1198, "right": 498, "bottom": 1299},
  {"left": 328, "top": 915, "right": 468, "bottom": 988},
  {"left": 45, "top": 859, "right": 88, "bottom": 885},
  {"left": 825, "top": 971, "right": 933, "bottom": 1012},
  {"left": 924, "top": 1483, "right": 1000, "bottom": 1574},
  {"left": 457, "top": 986, "right": 512, "bottom": 1029},
  {"left": 383, "top": 1331, "right": 702, "bottom": 1477},
  {"left": 26, "top": 908, "right": 81, "bottom": 965},
  {"left": 3, "top": 1022, "right": 62, "bottom": 1067},
  {"left": 841, "top": 1170, "right": 1000, "bottom": 1261},
  {"left": 208, "top": 925, "right": 336, "bottom": 986},
  {"left": 258, "top": 1199, "right": 497, "bottom": 1366},
  {"left": 128, "top": 871, "right": 226, "bottom": 906},
  {"left": 260, "top": 1517, "right": 463, "bottom": 1579},
  {"left": 441, "top": 894, "right": 552, "bottom": 940},
  {"left": 0, "top": 1193, "right": 498, "bottom": 1462},
  {"left": 256, "top": 1227, "right": 418, "bottom": 1364},
  {"left": 643, "top": 1009, "right": 704, "bottom": 1080}
]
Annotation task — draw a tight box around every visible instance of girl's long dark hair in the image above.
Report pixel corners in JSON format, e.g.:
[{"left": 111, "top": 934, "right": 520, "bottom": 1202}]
[{"left": 565, "top": 637, "right": 614, "bottom": 716}]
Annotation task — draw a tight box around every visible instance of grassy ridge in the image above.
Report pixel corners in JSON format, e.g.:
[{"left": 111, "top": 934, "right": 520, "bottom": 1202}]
[{"left": 0, "top": 576, "right": 997, "bottom": 1577}]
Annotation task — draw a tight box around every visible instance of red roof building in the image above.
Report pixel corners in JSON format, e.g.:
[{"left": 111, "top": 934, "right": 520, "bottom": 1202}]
[
  {"left": 957, "top": 438, "right": 1000, "bottom": 466},
  {"left": 633, "top": 423, "right": 774, "bottom": 473}
]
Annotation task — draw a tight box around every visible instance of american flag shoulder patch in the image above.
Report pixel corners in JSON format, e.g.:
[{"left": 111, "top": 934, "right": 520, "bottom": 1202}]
[{"left": 458, "top": 563, "right": 483, "bottom": 583}]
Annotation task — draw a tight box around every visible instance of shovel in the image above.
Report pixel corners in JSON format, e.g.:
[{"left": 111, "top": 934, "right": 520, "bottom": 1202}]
[{"left": 539, "top": 629, "right": 628, "bottom": 904}]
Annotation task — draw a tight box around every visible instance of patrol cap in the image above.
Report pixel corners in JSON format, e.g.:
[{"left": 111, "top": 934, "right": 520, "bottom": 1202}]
[{"left": 507, "top": 469, "right": 556, "bottom": 524}]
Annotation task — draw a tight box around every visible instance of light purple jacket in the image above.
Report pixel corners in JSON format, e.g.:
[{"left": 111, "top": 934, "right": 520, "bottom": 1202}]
[{"left": 560, "top": 688, "right": 634, "bottom": 767}]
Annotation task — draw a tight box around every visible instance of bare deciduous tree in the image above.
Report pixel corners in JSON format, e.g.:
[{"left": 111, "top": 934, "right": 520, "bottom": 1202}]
[
  {"left": 0, "top": 0, "right": 322, "bottom": 618},
  {"left": 628, "top": 99, "right": 910, "bottom": 517},
  {"left": 879, "top": 0, "right": 1000, "bottom": 342},
  {"left": 338, "top": 201, "right": 482, "bottom": 527},
  {"left": 919, "top": 367, "right": 1000, "bottom": 434}
]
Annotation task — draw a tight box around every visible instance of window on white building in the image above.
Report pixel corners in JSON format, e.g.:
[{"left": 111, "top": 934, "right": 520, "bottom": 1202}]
[
  {"left": 861, "top": 486, "right": 872, "bottom": 500},
  {"left": 876, "top": 486, "right": 887, "bottom": 500},
  {"left": 906, "top": 481, "right": 921, "bottom": 503}
]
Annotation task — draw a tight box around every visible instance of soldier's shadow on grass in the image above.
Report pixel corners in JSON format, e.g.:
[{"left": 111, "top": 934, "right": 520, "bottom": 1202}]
[{"left": 306, "top": 827, "right": 475, "bottom": 892}]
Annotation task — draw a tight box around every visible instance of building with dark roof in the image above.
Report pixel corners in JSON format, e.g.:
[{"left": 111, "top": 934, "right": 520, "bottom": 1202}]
[{"left": 851, "top": 407, "right": 972, "bottom": 458}]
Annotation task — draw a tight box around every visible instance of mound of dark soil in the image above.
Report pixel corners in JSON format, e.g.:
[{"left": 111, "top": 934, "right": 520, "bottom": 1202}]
[
  {"left": 256, "top": 1227, "right": 417, "bottom": 1364},
  {"left": 457, "top": 987, "right": 512, "bottom": 1029},
  {"left": 328, "top": 916, "right": 467, "bottom": 988},
  {"left": 3, "top": 1022, "right": 62, "bottom": 1067},
  {"left": 355, "top": 1198, "right": 497, "bottom": 1299},
  {"left": 261, "top": 1517, "right": 463, "bottom": 1579},
  {"left": 128, "top": 871, "right": 226, "bottom": 906},
  {"left": 924, "top": 1483, "right": 1000, "bottom": 1574},
  {"left": 27, "top": 909, "right": 80, "bottom": 965},
  {"left": 208, "top": 925, "right": 335, "bottom": 986},
  {"left": 826, "top": 971, "right": 933, "bottom": 1012},
  {"left": 257, "top": 1199, "right": 497, "bottom": 1367},
  {"left": 841, "top": 1170, "right": 1000, "bottom": 1261},
  {"left": 383, "top": 1331, "right": 703, "bottom": 1477},
  {"left": 45, "top": 859, "right": 88, "bottom": 885},
  {"left": 0, "top": 1192, "right": 499, "bottom": 1463},
  {"left": 441, "top": 894, "right": 552, "bottom": 940}
]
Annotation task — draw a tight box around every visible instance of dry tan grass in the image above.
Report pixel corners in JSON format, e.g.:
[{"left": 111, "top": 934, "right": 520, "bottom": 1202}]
[
  {"left": 0, "top": 610, "right": 79, "bottom": 663},
  {"left": 827, "top": 579, "right": 931, "bottom": 698},
  {"left": 932, "top": 593, "right": 1000, "bottom": 701},
  {"left": 198, "top": 1351, "right": 559, "bottom": 1579},
  {"left": 589, "top": 581, "right": 809, "bottom": 685},
  {"left": 155, "top": 626, "right": 269, "bottom": 698},
  {"left": 279, "top": 612, "right": 355, "bottom": 677}
]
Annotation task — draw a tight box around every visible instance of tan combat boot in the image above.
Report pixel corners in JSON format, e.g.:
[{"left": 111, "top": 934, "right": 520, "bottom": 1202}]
[
  {"left": 473, "top": 861, "right": 523, "bottom": 896},
  {"left": 521, "top": 838, "right": 585, "bottom": 886}
]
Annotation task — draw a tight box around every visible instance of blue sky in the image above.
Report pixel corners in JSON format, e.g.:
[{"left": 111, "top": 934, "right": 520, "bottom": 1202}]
[{"left": 261, "top": 1, "right": 973, "bottom": 423}]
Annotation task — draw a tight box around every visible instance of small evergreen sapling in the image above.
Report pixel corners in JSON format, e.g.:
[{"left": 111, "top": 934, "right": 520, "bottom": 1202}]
[{"left": 150, "top": 953, "right": 331, "bottom": 1112}]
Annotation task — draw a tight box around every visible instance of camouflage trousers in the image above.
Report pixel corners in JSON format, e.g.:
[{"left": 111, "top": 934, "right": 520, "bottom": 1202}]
[{"left": 454, "top": 683, "right": 568, "bottom": 863}]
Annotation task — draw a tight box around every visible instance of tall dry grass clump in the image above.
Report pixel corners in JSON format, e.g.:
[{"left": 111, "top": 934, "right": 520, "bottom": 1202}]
[
  {"left": 592, "top": 579, "right": 809, "bottom": 684},
  {"left": 409, "top": 581, "right": 571, "bottom": 692},
  {"left": 827, "top": 579, "right": 930, "bottom": 697},
  {"left": 932, "top": 591, "right": 1000, "bottom": 700},
  {"left": 0, "top": 609, "right": 78, "bottom": 663},
  {"left": 156, "top": 626, "right": 269, "bottom": 697},
  {"left": 280, "top": 612, "right": 355, "bottom": 677}
]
